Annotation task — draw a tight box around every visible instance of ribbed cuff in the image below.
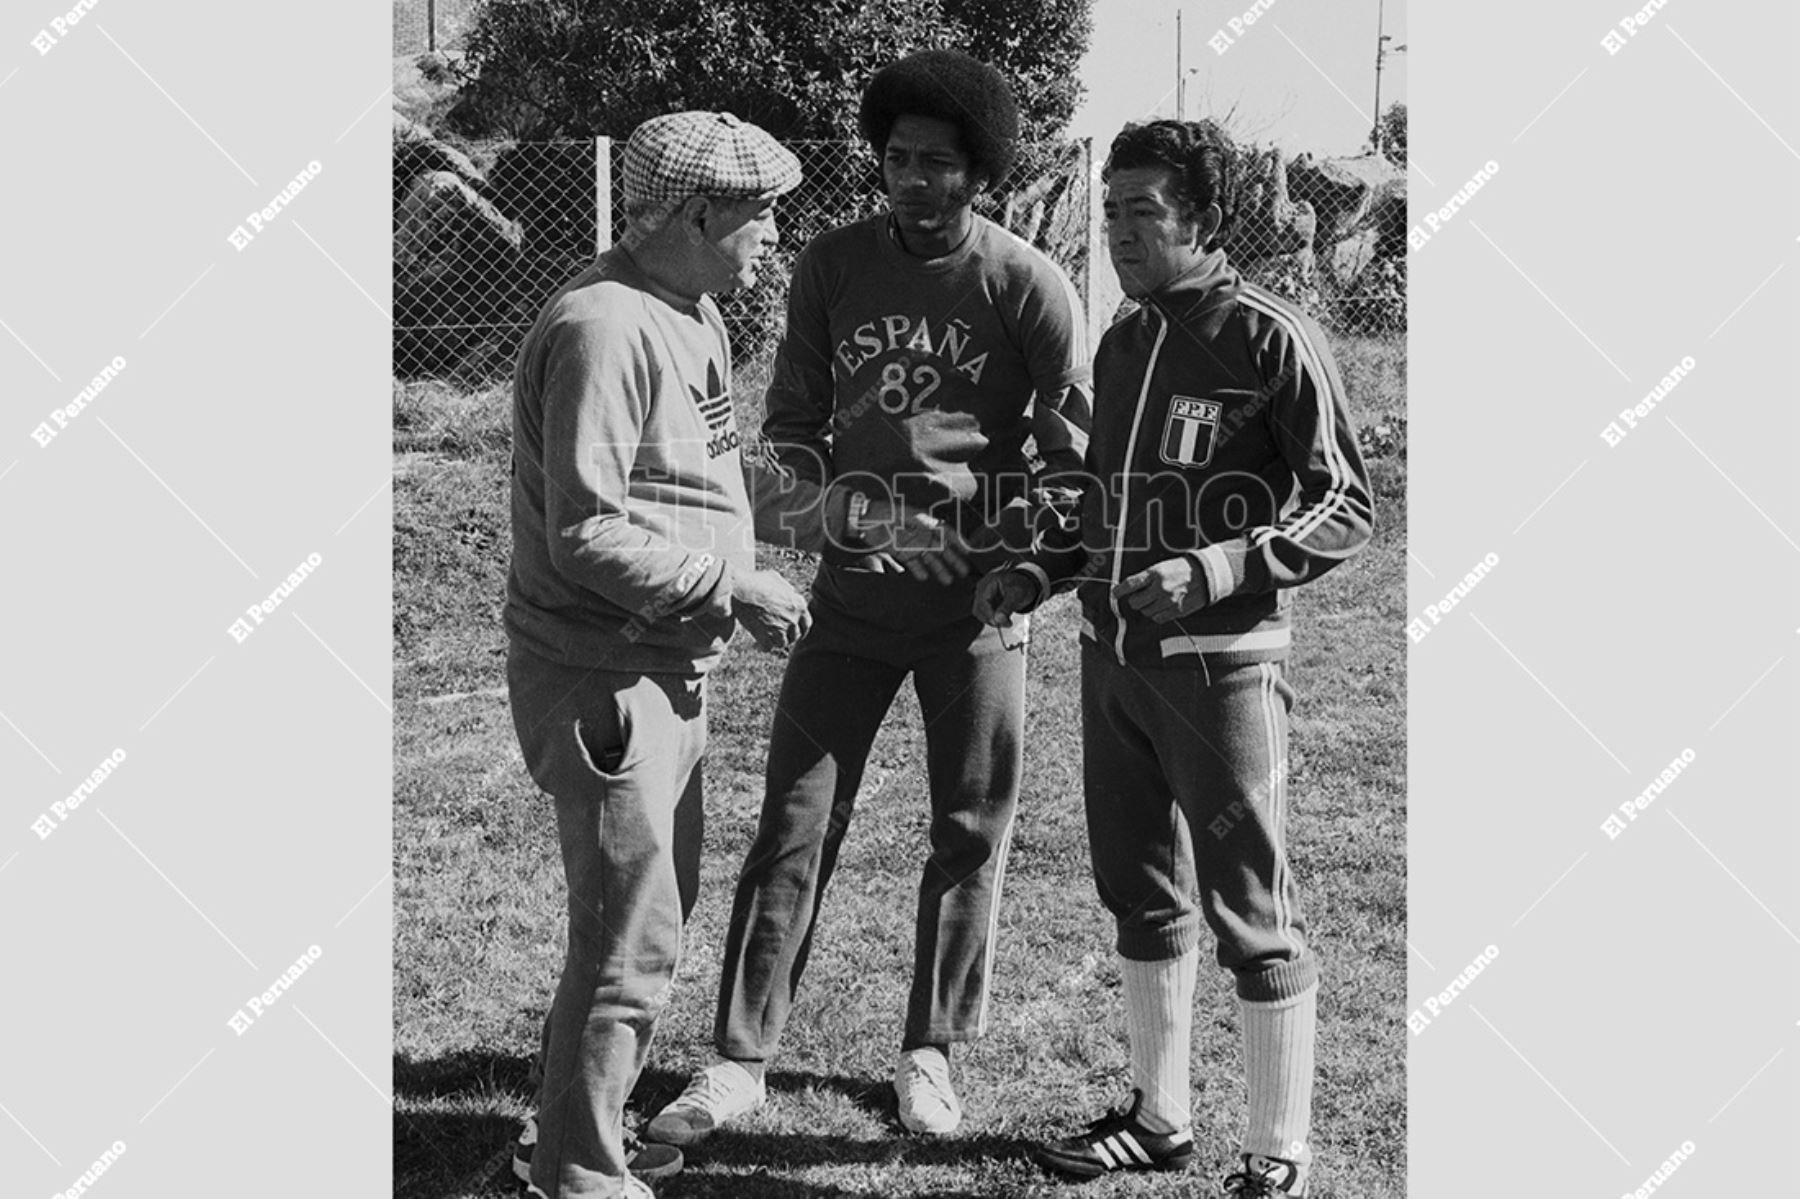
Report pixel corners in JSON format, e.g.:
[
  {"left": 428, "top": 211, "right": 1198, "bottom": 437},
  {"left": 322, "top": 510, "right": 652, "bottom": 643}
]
[
  {"left": 1013, "top": 562, "right": 1052, "bottom": 611},
  {"left": 690, "top": 558, "right": 733, "bottom": 620},
  {"left": 1187, "top": 543, "right": 1235, "bottom": 605},
  {"left": 1233, "top": 954, "right": 1318, "bottom": 1003}
]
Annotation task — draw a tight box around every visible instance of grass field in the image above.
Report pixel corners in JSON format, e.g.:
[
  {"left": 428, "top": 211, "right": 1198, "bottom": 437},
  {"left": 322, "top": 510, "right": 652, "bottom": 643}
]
[{"left": 393, "top": 333, "right": 1406, "bottom": 1197}]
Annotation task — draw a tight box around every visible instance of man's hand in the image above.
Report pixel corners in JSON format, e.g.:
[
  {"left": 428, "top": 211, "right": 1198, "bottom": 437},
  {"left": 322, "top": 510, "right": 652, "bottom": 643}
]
[
  {"left": 731, "top": 568, "right": 811, "bottom": 651},
  {"left": 837, "top": 489, "right": 973, "bottom": 585},
  {"left": 887, "top": 510, "right": 973, "bottom": 585},
  {"left": 973, "top": 568, "right": 1040, "bottom": 627},
  {"left": 1112, "top": 557, "right": 1206, "bottom": 624}
]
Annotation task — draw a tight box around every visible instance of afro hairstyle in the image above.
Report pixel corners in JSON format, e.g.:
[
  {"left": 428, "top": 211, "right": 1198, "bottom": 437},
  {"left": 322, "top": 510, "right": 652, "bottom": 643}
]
[
  {"left": 1103, "top": 120, "right": 1239, "bottom": 250},
  {"left": 859, "top": 49, "right": 1020, "bottom": 190}
]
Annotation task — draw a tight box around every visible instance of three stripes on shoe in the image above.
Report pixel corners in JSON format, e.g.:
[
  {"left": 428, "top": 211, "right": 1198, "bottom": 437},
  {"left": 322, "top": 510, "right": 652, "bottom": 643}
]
[{"left": 1090, "top": 1125, "right": 1192, "bottom": 1170}]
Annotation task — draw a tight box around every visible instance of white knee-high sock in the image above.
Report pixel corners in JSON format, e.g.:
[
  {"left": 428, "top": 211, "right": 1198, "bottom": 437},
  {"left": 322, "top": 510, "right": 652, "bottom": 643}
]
[
  {"left": 1121, "top": 949, "right": 1198, "bottom": 1133},
  {"left": 1240, "top": 984, "right": 1317, "bottom": 1175}
]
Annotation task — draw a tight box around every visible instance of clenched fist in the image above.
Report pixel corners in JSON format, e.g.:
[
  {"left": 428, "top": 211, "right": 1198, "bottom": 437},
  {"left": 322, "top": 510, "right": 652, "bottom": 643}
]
[
  {"left": 1111, "top": 557, "right": 1208, "bottom": 624},
  {"left": 731, "top": 568, "right": 812, "bottom": 651},
  {"left": 973, "top": 567, "right": 1042, "bottom": 627}
]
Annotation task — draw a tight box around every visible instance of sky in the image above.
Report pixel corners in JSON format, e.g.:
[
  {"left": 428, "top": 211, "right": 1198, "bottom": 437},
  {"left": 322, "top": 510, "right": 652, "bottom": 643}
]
[{"left": 1069, "top": 0, "right": 1409, "bottom": 157}]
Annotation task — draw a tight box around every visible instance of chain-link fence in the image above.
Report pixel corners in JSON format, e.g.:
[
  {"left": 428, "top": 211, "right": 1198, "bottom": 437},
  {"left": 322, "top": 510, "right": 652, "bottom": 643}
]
[
  {"left": 394, "top": 137, "right": 1098, "bottom": 387},
  {"left": 1231, "top": 145, "right": 1407, "bottom": 340},
  {"left": 659, "top": 138, "right": 1101, "bottom": 386},
  {"left": 393, "top": 134, "right": 1403, "bottom": 388},
  {"left": 395, "top": 136, "right": 598, "bottom": 385}
]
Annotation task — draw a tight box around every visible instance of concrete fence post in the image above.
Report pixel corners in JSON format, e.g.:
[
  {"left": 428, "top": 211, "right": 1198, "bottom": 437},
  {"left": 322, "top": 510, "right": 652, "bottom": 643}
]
[
  {"left": 1085, "top": 136, "right": 1108, "bottom": 353},
  {"left": 595, "top": 136, "right": 613, "bottom": 256}
]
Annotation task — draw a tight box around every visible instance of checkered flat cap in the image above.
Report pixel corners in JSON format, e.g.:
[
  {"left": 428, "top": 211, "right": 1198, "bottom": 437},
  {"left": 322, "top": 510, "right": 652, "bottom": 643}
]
[{"left": 623, "top": 111, "right": 802, "bottom": 204}]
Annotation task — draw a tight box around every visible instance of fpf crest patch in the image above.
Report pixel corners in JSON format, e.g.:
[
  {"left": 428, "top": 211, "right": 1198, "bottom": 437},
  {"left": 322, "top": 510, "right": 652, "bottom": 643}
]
[{"left": 1159, "top": 396, "right": 1222, "bottom": 468}]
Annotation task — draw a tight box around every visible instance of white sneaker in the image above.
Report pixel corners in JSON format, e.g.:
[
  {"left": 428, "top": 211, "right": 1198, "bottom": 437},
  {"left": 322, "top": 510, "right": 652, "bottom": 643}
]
[
  {"left": 894, "top": 1048, "right": 962, "bottom": 1134},
  {"left": 645, "top": 1061, "right": 766, "bottom": 1146}
]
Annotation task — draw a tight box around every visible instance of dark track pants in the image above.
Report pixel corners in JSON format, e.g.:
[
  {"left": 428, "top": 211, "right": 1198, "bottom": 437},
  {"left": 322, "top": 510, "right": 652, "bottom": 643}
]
[
  {"left": 1082, "top": 646, "right": 1316, "bottom": 1003},
  {"left": 508, "top": 645, "right": 707, "bottom": 1198},
  {"left": 714, "top": 566, "right": 1025, "bottom": 1059}
]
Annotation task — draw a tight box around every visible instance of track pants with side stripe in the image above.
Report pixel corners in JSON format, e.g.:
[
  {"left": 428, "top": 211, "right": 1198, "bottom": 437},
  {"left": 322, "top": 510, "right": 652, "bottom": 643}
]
[
  {"left": 1082, "top": 646, "right": 1316, "bottom": 1003},
  {"left": 715, "top": 565, "right": 1025, "bottom": 1058}
]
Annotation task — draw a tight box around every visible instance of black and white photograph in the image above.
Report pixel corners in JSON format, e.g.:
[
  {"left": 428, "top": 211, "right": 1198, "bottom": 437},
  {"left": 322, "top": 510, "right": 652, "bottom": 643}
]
[
  {"left": 1, "top": 2, "right": 1793, "bottom": 1198},
  {"left": 390, "top": 3, "right": 1404, "bottom": 1195}
]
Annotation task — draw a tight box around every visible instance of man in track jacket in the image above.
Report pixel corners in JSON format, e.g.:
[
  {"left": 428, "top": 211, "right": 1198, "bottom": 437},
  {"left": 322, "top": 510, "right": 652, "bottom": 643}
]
[{"left": 976, "top": 118, "right": 1372, "bottom": 1198}]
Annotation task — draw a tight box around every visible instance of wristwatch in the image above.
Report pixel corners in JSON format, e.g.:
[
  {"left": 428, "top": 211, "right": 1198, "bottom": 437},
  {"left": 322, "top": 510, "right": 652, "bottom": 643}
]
[{"left": 846, "top": 491, "right": 876, "bottom": 543}]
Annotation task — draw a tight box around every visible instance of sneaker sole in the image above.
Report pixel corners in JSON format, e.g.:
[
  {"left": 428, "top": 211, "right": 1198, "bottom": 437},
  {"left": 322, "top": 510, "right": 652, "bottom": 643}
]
[
  {"left": 628, "top": 1142, "right": 684, "bottom": 1179},
  {"left": 513, "top": 1143, "right": 684, "bottom": 1181},
  {"left": 1031, "top": 1143, "right": 1196, "bottom": 1179},
  {"left": 644, "top": 1114, "right": 715, "bottom": 1147},
  {"left": 897, "top": 1110, "right": 961, "bottom": 1136}
]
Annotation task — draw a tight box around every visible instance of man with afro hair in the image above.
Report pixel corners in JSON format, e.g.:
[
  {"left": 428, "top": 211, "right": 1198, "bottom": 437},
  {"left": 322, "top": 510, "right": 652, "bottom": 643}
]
[
  {"left": 858, "top": 46, "right": 1019, "bottom": 199},
  {"left": 648, "top": 48, "right": 1093, "bottom": 1146}
]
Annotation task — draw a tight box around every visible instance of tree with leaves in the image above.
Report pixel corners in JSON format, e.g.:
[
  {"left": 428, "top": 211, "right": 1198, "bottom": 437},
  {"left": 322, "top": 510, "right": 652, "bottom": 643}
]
[
  {"left": 1376, "top": 101, "right": 1406, "bottom": 167},
  {"left": 451, "top": 0, "right": 1092, "bottom": 151}
]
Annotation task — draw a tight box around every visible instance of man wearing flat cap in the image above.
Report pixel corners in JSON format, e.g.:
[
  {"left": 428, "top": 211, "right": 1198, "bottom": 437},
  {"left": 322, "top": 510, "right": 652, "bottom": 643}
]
[{"left": 504, "top": 110, "right": 812, "bottom": 1199}]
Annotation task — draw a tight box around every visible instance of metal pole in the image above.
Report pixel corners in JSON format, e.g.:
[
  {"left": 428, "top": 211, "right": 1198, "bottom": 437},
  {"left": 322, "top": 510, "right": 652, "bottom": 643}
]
[
  {"left": 1371, "top": 0, "right": 1384, "bottom": 151},
  {"left": 427, "top": 0, "right": 436, "bottom": 53}
]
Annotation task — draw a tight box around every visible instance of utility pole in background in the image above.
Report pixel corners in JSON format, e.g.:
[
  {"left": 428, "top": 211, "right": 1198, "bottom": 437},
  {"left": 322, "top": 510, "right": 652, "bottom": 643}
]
[
  {"left": 1175, "top": 8, "right": 1207, "bottom": 124},
  {"left": 1175, "top": 8, "right": 1184, "bottom": 120},
  {"left": 1370, "top": 0, "right": 1407, "bottom": 154},
  {"left": 427, "top": 0, "right": 437, "bottom": 52}
]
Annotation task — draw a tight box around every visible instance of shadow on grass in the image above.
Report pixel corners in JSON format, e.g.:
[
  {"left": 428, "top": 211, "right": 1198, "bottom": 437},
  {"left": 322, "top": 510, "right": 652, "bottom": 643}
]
[
  {"left": 398, "top": 1046, "right": 537, "bottom": 1099},
  {"left": 633, "top": 1064, "right": 889, "bottom": 1130},
  {"left": 395, "top": 1049, "right": 532, "bottom": 1199},
  {"left": 395, "top": 1053, "right": 1036, "bottom": 1197},
  {"left": 640, "top": 1067, "right": 1037, "bottom": 1197}
]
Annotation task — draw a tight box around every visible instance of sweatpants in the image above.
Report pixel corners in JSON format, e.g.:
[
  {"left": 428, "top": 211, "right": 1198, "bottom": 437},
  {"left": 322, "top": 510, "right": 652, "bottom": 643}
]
[
  {"left": 508, "top": 644, "right": 708, "bottom": 1199},
  {"left": 1082, "top": 646, "right": 1316, "bottom": 1003},
  {"left": 715, "top": 564, "right": 1024, "bottom": 1059}
]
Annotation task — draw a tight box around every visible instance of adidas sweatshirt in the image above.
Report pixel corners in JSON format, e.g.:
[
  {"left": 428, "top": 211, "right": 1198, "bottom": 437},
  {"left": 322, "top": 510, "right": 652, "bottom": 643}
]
[{"left": 505, "top": 247, "right": 779, "bottom": 674}]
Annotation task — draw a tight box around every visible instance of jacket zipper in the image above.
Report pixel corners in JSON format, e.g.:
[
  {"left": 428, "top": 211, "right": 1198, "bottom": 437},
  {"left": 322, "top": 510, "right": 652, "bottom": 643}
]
[{"left": 1109, "top": 306, "right": 1169, "bottom": 664}]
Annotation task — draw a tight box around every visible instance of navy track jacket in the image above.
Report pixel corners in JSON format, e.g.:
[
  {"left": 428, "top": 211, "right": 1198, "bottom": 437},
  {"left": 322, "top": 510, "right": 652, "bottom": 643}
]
[{"left": 1028, "top": 251, "right": 1374, "bottom": 669}]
